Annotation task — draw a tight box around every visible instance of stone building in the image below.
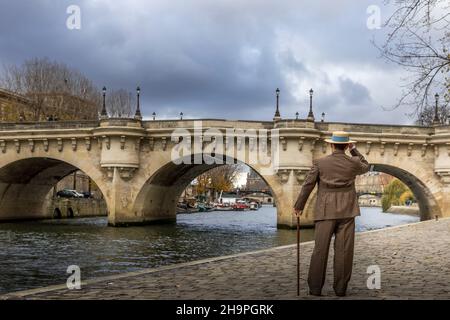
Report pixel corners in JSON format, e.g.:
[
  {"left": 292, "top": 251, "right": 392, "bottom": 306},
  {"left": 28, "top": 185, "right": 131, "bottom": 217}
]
[
  {"left": 355, "top": 171, "right": 394, "bottom": 195},
  {"left": 0, "top": 88, "right": 98, "bottom": 122},
  {"left": 358, "top": 194, "right": 382, "bottom": 207},
  {"left": 245, "top": 169, "right": 271, "bottom": 193},
  {"left": 0, "top": 88, "right": 32, "bottom": 121}
]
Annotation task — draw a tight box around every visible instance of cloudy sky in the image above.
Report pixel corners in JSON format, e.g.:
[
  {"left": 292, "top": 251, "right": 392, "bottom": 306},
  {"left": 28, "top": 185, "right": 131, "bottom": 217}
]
[{"left": 0, "top": 0, "right": 416, "bottom": 124}]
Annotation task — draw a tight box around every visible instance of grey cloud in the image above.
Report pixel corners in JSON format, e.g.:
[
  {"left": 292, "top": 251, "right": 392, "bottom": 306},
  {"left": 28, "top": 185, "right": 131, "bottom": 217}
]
[
  {"left": 338, "top": 77, "right": 372, "bottom": 105},
  {"left": 0, "top": 0, "right": 412, "bottom": 123}
]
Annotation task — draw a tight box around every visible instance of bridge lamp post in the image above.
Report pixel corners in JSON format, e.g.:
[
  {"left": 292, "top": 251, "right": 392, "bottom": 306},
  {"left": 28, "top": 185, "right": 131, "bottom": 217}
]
[
  {"left": 321, "top": 112, "right": 325, "bottom": 122},
  {"left": 433, "top": 93, "right": 440, "bottom": 125},
  {"left": 295, "top": 112, "right": 299, "bottom": 120},
  {"left": 152, "top": 112, "right": 156, "bottom": 120},
  {"left": 307, "top": 88, "right": 315, "bottom": 122},
  {"left": 100, "top": 86, "right": 108, "bottom": 119},
  {"left": 134, "top": 86, "right": 142, "bottom": 120},
  {"left": 180, "top": 112, "right": 183, "bottom": 120},
  {"left": 273, "top": 88, "right": 281, "bottom": 121}
]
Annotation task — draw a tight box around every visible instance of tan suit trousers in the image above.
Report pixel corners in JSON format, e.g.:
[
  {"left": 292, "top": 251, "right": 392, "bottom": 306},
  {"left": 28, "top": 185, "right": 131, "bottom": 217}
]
[{"left": 308, "top": 218, "right": 355, "bottom": 295}]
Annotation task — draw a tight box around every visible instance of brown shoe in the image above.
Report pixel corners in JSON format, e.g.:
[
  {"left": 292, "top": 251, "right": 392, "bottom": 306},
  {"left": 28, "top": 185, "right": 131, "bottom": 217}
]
[{"left": 309, "top": 290, "right": 322, "bottom": 296}]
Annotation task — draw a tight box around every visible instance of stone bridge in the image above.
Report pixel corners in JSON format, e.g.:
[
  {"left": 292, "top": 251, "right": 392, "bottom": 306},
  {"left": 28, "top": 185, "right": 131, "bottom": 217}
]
[{"left": 0, "top": 118, "right": 449, "bottom": 228}]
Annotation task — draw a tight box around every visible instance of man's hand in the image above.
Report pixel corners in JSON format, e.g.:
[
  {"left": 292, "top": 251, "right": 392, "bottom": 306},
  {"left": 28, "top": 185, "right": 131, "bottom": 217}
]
[
  {"left": 348, "top": 143, "right": 356, "bottom": 150},
  {"left": 294, "top": 208, "right": 303, "bottom": 217}
]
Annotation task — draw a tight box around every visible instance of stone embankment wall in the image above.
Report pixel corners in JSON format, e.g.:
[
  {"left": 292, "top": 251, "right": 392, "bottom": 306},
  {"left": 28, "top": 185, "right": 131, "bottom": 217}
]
[{"left": 46, "top": 198, "right": 107, "bottom": 219}]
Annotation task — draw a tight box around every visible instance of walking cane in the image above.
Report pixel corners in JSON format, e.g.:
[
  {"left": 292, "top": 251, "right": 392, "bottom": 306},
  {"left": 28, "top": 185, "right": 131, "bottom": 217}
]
[{"left": 297, "top": 213, "right": 300, "bottom": 296}]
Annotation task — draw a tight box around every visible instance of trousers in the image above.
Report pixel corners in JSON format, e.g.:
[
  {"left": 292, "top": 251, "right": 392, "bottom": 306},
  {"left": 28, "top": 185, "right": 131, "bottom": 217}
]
[{"left": 307, "top": 217, "right": 355, "bottom": 295}]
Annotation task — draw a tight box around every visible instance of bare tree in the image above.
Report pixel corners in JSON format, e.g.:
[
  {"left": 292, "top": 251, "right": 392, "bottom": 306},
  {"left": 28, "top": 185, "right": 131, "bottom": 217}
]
[
  {"left": 1, "top": 57, "right": 100, "bottom": 121},
  {"left": 107, "top": 89, "right": 135, "bottom": 118},
  {"left": 417, "top": 103, "right": 449, "bottom": 124},
  {"left": 375, "top": 0, "right": 449, "bottom": 117}
]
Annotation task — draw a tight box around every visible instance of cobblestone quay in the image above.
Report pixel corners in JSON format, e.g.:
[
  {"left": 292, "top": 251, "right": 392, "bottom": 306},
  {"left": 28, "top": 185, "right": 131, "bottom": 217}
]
[{"left": 2, "top": 218, "right": 450, "bottom": 300}]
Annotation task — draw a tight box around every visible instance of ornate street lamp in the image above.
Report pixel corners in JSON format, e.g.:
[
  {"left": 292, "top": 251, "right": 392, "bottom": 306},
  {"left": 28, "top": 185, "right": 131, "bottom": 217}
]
[
  {"left": 295, "top": 111, "right": 299, "bottom": 120},
  {"left": 100, "top": 86, "right": 108, "bottom": 118},
  {"left": 134, "top": 86, "right": 142, "bottom": 120},
  {"left": 273, "top": 88, "right": 281, "bottom": 121},
  {"left": 152, "top": 112, "right": 156, "bottom": 120},
  {"left": 180, "top": 112, "right": 184, "bottom": 120},
  {"left": 307, "top": 88, "right": 315, "bottom": 121},
  {"left": 433, "top": 93, "right": 440, "bottom": 125},
  {"left": 321, "top": 112, "right": 325, "bottom": 122}
]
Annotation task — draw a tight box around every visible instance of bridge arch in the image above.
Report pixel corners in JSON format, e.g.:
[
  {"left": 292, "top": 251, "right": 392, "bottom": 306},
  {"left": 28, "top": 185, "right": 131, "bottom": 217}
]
[
  {"left": 132, "top": 153, "right": 280, "bottom": 223},
  {"left": 0, "top": 156, "right": 108, "bottom": 221},
  {"left": 372, "top": 163, "right": 441, "bottom": 220}
]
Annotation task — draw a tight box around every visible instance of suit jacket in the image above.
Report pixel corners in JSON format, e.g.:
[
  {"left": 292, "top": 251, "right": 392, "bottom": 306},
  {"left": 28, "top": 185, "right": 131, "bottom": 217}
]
[{"left": 294, "top": 148, "right": 370, "bottom": 221}]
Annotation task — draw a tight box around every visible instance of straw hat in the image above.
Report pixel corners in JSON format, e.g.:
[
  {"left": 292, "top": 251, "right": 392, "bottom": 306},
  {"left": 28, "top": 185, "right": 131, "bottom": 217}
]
[{"left": 324, "top": 131, "right": 356, "bottom": 144}]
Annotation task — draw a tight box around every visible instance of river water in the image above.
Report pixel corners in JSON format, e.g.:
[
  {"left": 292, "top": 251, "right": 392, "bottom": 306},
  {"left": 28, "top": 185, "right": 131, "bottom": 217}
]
[{"left": 0, "top": 206, "right": 418, "bottom": 294}]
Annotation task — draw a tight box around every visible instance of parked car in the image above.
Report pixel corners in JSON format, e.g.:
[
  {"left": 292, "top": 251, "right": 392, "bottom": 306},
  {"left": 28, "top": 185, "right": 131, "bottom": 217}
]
[
  {"left": 56, "top": 189, "right": 84, "bottom": 198},
  {"left": 81, "top": 191, "right": 93, "bottom": 198}
]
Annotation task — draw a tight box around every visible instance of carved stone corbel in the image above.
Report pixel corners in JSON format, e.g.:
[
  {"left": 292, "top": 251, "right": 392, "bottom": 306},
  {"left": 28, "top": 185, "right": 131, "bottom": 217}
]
[
  {"left": 135, "top": 137, "right": 143, "bottom": 151},
  {"left": 294, "top": 169, "right": 309, "bottom": 184},
  {"left": 149, "top": 137, "right": 155, "bottom": 151},
  {"left": 394, "top": 142, "right": 400, "bottom": 156},
  {"left": 0, "top": 140, "right": 5, "bottom": 153},
  {"left": 421, "top": 143, "right": 427, "bottom": 157},
  {"left": 298, "top": 137, "right": 305, "bottom": 151},
  {"left": 161, "top": 137, "right": 167, "bottom": 151},
  {"left": 85, "top": 137, "right": 91, "bottom": 151},
  {"left": 28, "top": 139, "right": 34, "bottom": 152},
  {"left": 71, "top": 138, "right": 77, "bottom": 151},
  {"left": 118, "top": 167, "right": 137, "bottom": 180},
  {"left": 43, "top": 139, "right": 49, "bottom": 152},
  {"left": 365, "top": 141, "right": 372, "bottom": 155},
  {"left": 280, "top": 137, "right": 287, "bottom": 151},
  {"left": 380, "top": 142, "right": 386, "bottom": 156},
  {"left": 98, "top": 137, "right": 102, "bottom": 150},
  {"left": 103, "top": 136, "right": 110, "bottom": 150},
  {"left": 57, "top": 138, "right": 63, "bottom": 152},
  {"left": 446, "top": 143, "right": 450, "bottom": 157},
  {"left": 277, "top": 169, "right": 290, "bottom": 184},
  {"left": 310, "top": 139, "right": 318, "bottom": 152},
  {"left": 407, "top": 143, "right": 414, "bottom": 157},
  {"left": 120, "top": 136, "right": 126, "bottom": 150},
  {"left": 106, "top": 167, "right": 114, "bottom": 179},
  {"left": 14, "top": 139, "right": 20, "bottom": 153},
  {"left": 434, "top": 144, "right": 439, "bottom": 157}
]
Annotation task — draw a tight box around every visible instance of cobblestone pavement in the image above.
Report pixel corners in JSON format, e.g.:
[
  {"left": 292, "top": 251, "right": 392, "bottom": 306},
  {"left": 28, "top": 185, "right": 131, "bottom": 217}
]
[{"left": 2, "top": 218, "right": 450, "bottom": 300}]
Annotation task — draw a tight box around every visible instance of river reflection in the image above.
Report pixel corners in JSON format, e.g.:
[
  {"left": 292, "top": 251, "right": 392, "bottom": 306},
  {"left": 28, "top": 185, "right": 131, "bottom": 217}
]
[{"left": 0, "top": 206, "right": 418, "bottom": 294}]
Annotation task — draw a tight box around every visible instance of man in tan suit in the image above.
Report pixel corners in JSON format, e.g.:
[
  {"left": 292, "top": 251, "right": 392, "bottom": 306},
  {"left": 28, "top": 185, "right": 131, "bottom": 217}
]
[{"left": 294, "top": 131, "right": 370, "bottom": 296}]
